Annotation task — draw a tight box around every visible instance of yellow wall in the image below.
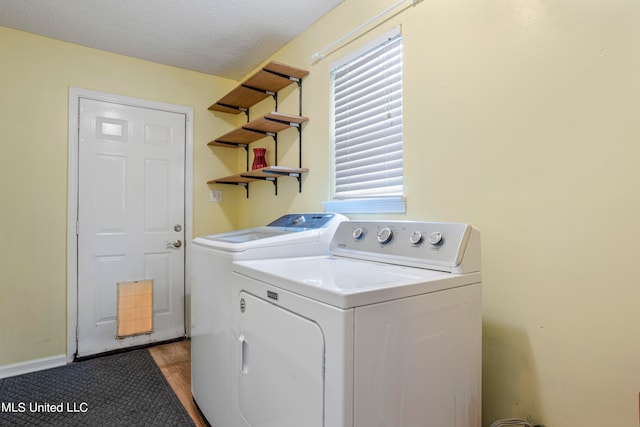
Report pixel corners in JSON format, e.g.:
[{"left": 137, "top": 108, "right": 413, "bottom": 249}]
[
  {"left": 2, "top": 0, "right": 640, "bottom": 424},
  {"left": 225, "top": 0, "right": 640, "bottom": 425},
  {"left": 0, "top": 26, "right": 241, "bottom": 365}
]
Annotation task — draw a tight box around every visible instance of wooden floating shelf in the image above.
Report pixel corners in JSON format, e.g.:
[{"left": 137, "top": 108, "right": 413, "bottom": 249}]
[
  {"left": 206, "top": 61, "right": 309, "bottom": 196},
  {"left": 240, "top": 166, "right": 309, "bottom": 178},
  {"left": 208, "top": 61, "right": 309, "bottom": 114},
  {"left": 210, "top": 167, "right": 309, "bottom": 184},
  {"left": 208, "top": 112, "right": 308, "bottom": 148},
  {"left": 208, "top": 175, "right": 256, "bottom": 185}
]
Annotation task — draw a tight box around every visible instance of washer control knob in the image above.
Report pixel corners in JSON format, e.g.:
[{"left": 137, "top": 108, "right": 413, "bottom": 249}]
[
  {"left": 353, "top": 227, "right": 365, "bottom": 240},
  {"left": 409, "top": 231, "right": 423, "bottom": 245},
  {"left": 377, "top": 227, "right": 393, "bottom": 244},
  {"left": 428, "top": 231, "right": 443, "bottom": 245}
]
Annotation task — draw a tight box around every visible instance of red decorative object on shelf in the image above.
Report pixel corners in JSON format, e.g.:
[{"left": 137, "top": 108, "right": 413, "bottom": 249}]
[{"left": 252, "top": 148, "right": 267, "bottom": 170}]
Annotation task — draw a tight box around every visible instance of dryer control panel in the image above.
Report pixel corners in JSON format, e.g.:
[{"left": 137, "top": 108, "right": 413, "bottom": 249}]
[{"left": 329, "top": 220, "right": 480, "bottom": 273}]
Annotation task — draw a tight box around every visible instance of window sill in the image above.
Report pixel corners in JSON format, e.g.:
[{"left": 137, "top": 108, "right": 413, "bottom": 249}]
[{"left": 322, "top": 197, "right": 406, "bottom": 214}]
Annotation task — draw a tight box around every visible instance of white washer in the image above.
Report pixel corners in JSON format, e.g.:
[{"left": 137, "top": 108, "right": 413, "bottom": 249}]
[
  {"left": 190, "top": 213, "right": 347, "bottom": 427},
  {"left": 231, "top": 220, "right": 482, "bottom": 427}
]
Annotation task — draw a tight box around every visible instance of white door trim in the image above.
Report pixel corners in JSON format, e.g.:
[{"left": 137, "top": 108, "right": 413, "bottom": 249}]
[{"left": 67, "top": 87, "right": 194, "bottom": 362}]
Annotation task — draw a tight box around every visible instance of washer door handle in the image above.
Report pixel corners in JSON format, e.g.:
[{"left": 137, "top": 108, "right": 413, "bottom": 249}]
[{"left": 239, "top": 335, "right": 249, "bottom": 374}]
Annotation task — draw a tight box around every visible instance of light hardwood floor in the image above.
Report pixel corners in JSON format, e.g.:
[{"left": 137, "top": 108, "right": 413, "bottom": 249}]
[{"left": 148, "top": 339, "right": 208, "bottom": 427}]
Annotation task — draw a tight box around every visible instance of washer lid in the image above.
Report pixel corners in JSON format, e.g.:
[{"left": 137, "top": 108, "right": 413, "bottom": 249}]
[
  {"left": 192, "top": 213, "right": 348, "bottom": 251},
  {"left": 197, "top": 227, "right": 293, "bottom": 244},
  {"left": 233, "top": 256, "right": 481, "bottom": 309}
]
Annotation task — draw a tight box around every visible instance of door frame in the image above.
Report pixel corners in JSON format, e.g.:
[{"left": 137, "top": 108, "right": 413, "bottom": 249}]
[{"left": 66, "top": 87, "right": 194, "bottom": 362}]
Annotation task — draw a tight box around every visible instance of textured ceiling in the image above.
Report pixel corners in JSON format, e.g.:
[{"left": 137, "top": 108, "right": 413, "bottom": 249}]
[{"left": 0, "top": 0, "right": 343, "bottom": 80}]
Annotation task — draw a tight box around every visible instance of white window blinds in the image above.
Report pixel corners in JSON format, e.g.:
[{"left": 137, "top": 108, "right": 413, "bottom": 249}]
[{"left": 331, "top": 32, "right": 403, "bottom": 200}]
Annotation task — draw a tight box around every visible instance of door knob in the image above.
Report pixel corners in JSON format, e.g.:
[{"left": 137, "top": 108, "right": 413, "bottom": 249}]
[{"left": 167, "top": 240, "right": 182, "bottom": 248}]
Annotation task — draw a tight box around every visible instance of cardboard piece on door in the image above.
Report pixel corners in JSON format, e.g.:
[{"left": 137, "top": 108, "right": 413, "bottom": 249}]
[{"left": 117, "top": 280, "right": 153, "bottom": 338}]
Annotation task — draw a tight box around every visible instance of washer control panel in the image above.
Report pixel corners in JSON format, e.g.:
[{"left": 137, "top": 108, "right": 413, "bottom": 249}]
[{"left": 330, "top": 220, "right": 476, "bottom": 270}]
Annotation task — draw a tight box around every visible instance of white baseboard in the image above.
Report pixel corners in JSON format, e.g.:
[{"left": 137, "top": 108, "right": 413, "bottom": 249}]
[{"left": 0, "top": 354, "right": 67, "bottom": 379}]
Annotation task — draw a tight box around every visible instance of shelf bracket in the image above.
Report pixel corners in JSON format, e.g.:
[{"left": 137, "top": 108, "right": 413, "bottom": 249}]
[
  {"left": 215, "top": 102, "right": 250, "bottom": 120},
  {"left": 240, "top": 84, "right": 278, "bottom": 112},
  {"left": 242, "top": 127, "right": 277, "bottom": 139},
  {"left": 283, "top": 171, "right": 303, "bottom": 193},
  {"left": 263, "top": 68, "right": 300, "bottom": 82},
  {"left": 297, "top": 125, "right": 302, "bottom": 171},
  {"left": 239, "top": 174, "right": 278, "bottom": 196},
  {"left": 274, "top": 134, "right": 278, "bottom": 166},
  {"left": 213, "top": 141, "right": 248, "bottom": 149},
  {"left": 263, "top": 116, "right": 300, "bottom": 127},
  {"left": 297, "top": 80, "right": 303, "bottom": 116},
  {"left": 261, "top": 170, "right": 303, "bottom": 193}
]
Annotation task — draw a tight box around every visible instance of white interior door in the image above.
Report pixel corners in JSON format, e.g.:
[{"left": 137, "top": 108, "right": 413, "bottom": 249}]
[{"left": 76, "top": 97, "right": 186, "bottom": 357}]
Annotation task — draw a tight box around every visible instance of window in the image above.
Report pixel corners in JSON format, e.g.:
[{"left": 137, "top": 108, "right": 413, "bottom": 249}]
[{"left": 324, "top": 28, "right": 405, "bottom": 214}]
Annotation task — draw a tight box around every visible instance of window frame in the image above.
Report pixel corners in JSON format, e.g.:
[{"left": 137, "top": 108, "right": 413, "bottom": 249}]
[{"left": 323, "top": 27, "right": 406, "bottom": 214}]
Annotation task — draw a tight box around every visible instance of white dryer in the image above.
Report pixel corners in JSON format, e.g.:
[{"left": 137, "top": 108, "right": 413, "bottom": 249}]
[
  {"left": 190, "top": 213, "right": 347, "bottom": 427},
  {"left": 231, "top": 220, "right": 482, "bottom": 427}
]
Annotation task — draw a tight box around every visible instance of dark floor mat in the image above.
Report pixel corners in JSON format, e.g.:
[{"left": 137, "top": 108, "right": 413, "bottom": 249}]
[{"left": 0, "top": 349, "right": 195, "bottom": 427}]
